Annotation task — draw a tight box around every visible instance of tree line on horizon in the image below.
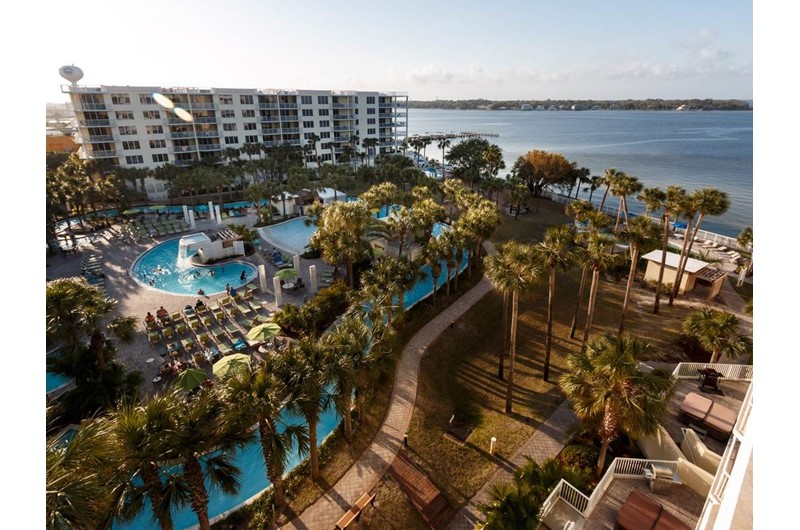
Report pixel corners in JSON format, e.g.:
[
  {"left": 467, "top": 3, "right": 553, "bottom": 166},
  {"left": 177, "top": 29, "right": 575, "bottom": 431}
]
[{"left": 408, "top": 98, "right": 751, "bottom": 111}]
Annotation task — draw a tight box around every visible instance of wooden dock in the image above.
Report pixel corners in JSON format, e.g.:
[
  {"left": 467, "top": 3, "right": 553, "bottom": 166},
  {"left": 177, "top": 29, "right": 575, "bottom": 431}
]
[{"left": 407, "top": 131, "right": 499, "bottom": 141}]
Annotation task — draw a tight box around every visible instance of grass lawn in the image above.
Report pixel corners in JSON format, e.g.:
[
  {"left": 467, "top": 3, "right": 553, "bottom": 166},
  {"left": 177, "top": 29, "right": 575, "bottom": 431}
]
[
  {"left": 493, "top": 195, "right": 574, "bottom": 245},
  {"left": 728, "top": 275, "right": 753, "bottom": 308}
]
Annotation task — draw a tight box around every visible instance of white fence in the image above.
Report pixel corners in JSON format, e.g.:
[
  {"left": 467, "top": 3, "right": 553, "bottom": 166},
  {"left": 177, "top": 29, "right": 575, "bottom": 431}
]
[{"left": 670, "top": 362, "right": 753, "bottom": 381}]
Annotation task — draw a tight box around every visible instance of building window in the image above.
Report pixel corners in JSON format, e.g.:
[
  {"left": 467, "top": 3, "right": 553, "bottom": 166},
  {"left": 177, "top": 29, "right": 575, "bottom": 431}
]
[
  {"left": 143, "top": 110, "right": 161, "bottom": 119},
  {"left": 318, "top": 109, "right": 329, "bottom": 116},
  {"left": 301, "top": 95, "right": 312, "bottom": 105},
  {"left": 303, "top": 133, "right": 314, "bottom": 140},
  {"left": 319, "top": 120, "right": 330, "bottom": 127},
  {"left": 111, "top": 94, "right": 131, "bottom": 105},
  {"left": 119, "top": 126, "right": 137, "bottom": 135},
  {"left": 219, "top": 94, "right": 233, "bottom": 104},
  {"left": 115, "top": 111, "right": 134, "bottom": 120},
  {"left": 242, "top": 109, "right": 256, "bottom": 118},
  {"left": 322, "top": 143, "right": 331, "bottom": 151},
  {"left": 244, "top": 122, "right": 257, "bottom": 131},
  {"left": 367, "top": 96, "right": 375, "bottom": 104},
  {"left": 122, "top": 140, "right": 140, "bottom": 150},
  {"left": 320, "top": 131, "right": 331, "bottom": 139},
  {"left": 146, "top": 125, "right": 164, "bottom": 134},
  {"left": 125, "top": 155, "right": 144, "bottom": 164},
  {"left": 317, "top": 95, "right": 329, "bottom": 104},
  {"left": 240, "top": 95, "right": 254, "bottom": 105},
  {"left": 139, "top": 94, "right": 155, "bottom": 104},
  {"left": 152, "top": 153, "right": 169, "bottom": 163},
  {"left": 225, "top": 136, "right": 239, "bottom": 145},
  {"left": 150, "top": 139, "right": 166, "bottom": 149},
  {"left": 302, "top": 121, "right": 314, "bottom": 128},
  {"left": 302, "top": 109, "right": 313, "bottom": 117},
  {"left": 367, "top": 118, "right": 376, "bottom": 125},
  {"left": 221, "top": 109, "right": 235, "bottom": 118},
  {"left": 367, "top": 128, "right": 376, "bottom": 135},
  {"left": 367, "top": 108, "right": 376, "bottom": 114},
  {"left": 321, "top": 153, "right": 332, "bottom": 162},
  {"left": 223, "top": 123, "right": 237, "bottom": 131},
  {"left": 245, "top": 135, "right": 259, "bottom": 143}
]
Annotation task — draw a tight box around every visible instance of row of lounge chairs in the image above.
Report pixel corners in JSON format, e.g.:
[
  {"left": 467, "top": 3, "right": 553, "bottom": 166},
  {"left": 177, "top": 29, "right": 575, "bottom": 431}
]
[
  {"left": 81, "top": 253, "right": 111, "bottom": 299},
  {"left": 118, "top": 220, "right": 191, "bottom": 243}
]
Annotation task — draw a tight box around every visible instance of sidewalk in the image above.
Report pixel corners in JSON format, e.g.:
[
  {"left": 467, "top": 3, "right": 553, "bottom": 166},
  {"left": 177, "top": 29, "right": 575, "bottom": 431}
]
[{"left": 279, "top": 278, "right": 494, "bottom": 530}]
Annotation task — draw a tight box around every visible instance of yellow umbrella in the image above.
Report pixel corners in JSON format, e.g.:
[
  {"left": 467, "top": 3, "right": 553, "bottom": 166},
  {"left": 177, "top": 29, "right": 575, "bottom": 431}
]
[
  {"left": 246, "top": 322, "right": 281, "bottom": 342},
  {"left": 212, "top": 353, "right": 250, "bottom": 378}
]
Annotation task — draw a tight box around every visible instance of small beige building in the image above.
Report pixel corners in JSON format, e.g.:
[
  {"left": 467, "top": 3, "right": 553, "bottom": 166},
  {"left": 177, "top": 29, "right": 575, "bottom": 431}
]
[{"left": 641, "top": 250, "right": 726, "bottom": 300}]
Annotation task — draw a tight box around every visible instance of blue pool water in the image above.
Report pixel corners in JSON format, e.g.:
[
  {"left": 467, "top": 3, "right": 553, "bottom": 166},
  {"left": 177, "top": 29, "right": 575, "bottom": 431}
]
[
  {"left": 258, "top": 218, "right": 318, "bottom": 255},
  {"left": 46, "top": 370, "right": 71, "bottom": 394},
  {"left": 132, "top": 239, "right": 258, "bottom": 296},
  {"left": 116, "top": 395, "right": 341, "bottom": 530}
]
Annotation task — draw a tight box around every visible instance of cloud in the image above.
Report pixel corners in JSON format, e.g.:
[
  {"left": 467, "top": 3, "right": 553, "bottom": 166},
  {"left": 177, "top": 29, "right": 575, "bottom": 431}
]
[
  {"left": 408, "top": 64, "right": 573, "bottom": 85},
  {"left": 679, "top": 28, "right": 733, "bottom": 65}
]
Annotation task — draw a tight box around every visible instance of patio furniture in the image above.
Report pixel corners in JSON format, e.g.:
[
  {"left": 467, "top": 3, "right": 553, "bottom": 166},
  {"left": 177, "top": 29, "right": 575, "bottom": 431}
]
[
  {"left": 652, "top": 510, "right": 692, "bottom": 530},
  {"left": 679, "top": 392, "right": 713, "bottom": 424},
  {"left": 616, "top": 490, "right": 661, "bottom": 530},
  {"left": 704, "top": 403, "right": 737, "bottom": 441},
  {"left": 698, "top": 368, "right": 722, "bottom": 392}
]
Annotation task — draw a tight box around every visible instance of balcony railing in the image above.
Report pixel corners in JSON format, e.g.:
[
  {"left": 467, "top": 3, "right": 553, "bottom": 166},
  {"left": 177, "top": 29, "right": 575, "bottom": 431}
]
[
  {"left": 80, "top": 119, "right": 113, "bottom": 127},
  {"left": 333, "top": 114, "right": 355, "bottom": 120},
  {"left": 198, "top": 144, "right": 222, "bottom": 151},
  {"left": 334, "top": 125, "right": 354, "bottom": 132},
  {"left": 88, "top": 135, "right": 115, "bottom": 142},
  {"left": 172, "top": 145, "right": 197, "bottom": 152},
  {"left": 192, "top": 117, "right": 217, "bottom": 124},
  {"left": 189, "top": 103, "right": 217, "bottom": 110},
  {"left": 261, "top": 129, "right": 281, "bottom": 136},
  {"left": 259, "top": 103, "right": 280, "bottom": 109},
  {"left": 670, "top": 363, "right": 753, "bottom": 381},
  {"left": 168, "top": 132, "right": 195, "bottom": 139},
  {"left": 77, "top": 103, "right": 107, "bottom": 111},
  {"left": 281, "top": 127, "right": 300, "bottom": 134},
  {"left": 333, "top": 103, "right": 355, "bottom": 109},
  {"left": 333, "top": 136, "right": 350, "bottom": 142},
  {"left": 89, "top": 149, "right": 117, "bottom": 158},
  {"left": 280, "top": 103, "right": 298, "bottom": 109},
  {"left": 174, "top": 159, "right": 196, "bottom": 167},
  {"left": 260, "top": 116, "right": 280, "bottom": 122}
]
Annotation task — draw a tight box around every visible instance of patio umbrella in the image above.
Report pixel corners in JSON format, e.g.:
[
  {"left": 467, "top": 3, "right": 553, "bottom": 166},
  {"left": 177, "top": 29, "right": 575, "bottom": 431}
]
[
  {"left": 212, "top": 353, "right": 250, "bottom": 378},
  {"left": 275, "top": 268, "right": 299, "bottom": 280},
  {"left": 122, "top": 208, "right": 142, "bottom": 215},
  {"left": 172, "top": 368, "right": 207, "bottom": 392},
  {"left": 246, "top": 322, "right": 281, "bottom": 342}
]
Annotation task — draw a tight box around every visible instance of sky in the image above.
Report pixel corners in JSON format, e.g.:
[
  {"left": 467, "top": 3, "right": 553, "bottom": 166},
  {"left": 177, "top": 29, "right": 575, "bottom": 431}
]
[{"left": 43, "top": 0, "right": 752, "bottom": 103}]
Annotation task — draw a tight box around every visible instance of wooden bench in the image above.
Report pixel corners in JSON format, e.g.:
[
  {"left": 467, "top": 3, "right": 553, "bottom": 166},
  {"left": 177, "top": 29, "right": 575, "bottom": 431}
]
[{"left": 334, "top": 491, "right": 376, "bottom": 530}]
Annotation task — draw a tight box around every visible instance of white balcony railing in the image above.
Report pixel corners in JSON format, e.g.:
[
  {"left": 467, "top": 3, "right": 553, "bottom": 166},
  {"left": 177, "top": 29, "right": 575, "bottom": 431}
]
[{"left": 671, "top": 363, "right": 753, "bottom": 381}]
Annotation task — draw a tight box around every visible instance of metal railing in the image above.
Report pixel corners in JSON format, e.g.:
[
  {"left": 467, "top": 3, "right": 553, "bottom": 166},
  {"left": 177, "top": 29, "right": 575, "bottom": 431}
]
[
  {"left": 80, "top": 119, "right": 114, "bottom": 127},
  {"left": 279, "top": 103, "right": 298, "bottom": 109},
  {"left": 259, "top": 103, "right": 280, "bottom": 109},
  {"left": 76, "top": 103, "right": 107, "bottom": 110},
  {"left": 90, "top": 149, "right": 117, "bottom": 158},
  {"left": 260, "top": 116, "right": 280, "bottom": 122},
  {"left": 333, "top": 114, "right": 355, "bottom": 120},
  {"left": 198, "top": 144, "right": 222, "bottom": 151},
  {"left": 671, "top": 363, "right": 752, "bottom": 381}
]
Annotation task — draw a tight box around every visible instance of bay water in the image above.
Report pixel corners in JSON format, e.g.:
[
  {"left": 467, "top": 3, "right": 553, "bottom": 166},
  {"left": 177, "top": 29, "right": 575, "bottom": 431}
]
[{"left": 407, "top": 108, "right": 752, "bottom": 238}]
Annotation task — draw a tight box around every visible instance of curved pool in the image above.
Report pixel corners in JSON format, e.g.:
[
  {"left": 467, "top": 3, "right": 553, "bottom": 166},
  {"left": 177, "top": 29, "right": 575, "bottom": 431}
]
[{"left": 132, "top": 239, "right": 258, "bottom": 296}]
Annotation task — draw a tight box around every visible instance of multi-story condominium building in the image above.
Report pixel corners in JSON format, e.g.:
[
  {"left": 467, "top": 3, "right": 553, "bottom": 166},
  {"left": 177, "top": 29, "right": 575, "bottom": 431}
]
[{"left": 60, "top": 83, "right": 408, "bottom": 199}]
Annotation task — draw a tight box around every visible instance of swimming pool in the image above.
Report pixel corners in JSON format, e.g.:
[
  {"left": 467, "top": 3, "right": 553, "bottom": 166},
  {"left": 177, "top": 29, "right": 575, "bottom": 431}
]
[
  {"left": 131, "top": 239, "right": 258, "bottom": 296},
  {"left": 257, "top": 217, "right": 318, "bottom": 256},
  {"left": 116, "top": 393, "right": 341, "bottom": 530}
]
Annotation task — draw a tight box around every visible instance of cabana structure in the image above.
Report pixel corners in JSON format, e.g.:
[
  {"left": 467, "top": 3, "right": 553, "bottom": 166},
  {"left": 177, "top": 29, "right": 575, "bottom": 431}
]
[
  {"left": 179, "top": 231, "right": 244, "bottom": 264},
  {"left": 641, "top": 250, "right": 726, "bottom": 300}
]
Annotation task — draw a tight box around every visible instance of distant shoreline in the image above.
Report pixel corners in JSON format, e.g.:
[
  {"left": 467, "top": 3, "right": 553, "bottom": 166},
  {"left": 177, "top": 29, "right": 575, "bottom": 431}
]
[{"left": 409, "top": 99, "right": 752, "bottom": 111}]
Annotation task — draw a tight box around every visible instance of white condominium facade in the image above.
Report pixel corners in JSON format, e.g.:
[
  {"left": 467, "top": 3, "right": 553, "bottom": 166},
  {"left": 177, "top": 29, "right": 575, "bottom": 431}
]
[{"left": 60, "top": 84, "right": 408, "bottom": 197}]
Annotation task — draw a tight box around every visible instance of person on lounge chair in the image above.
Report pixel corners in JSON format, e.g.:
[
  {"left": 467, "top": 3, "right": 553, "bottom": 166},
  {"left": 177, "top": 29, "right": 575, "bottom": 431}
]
[
  {"left": 145, "top": 312, "right": 156, "bottom": 324},
  {"left": 156, "top": 306, "right": 169, "bottom": 320},
  {"left": 195, "top": 299, "right": 206, "bottom": 309}
]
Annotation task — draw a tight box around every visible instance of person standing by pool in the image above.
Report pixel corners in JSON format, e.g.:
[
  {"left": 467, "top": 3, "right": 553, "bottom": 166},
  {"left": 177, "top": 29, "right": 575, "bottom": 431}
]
[
  {"left": 226, "top": 283, "right": 231, "bottom": 296},
  {"left": 240, "top": 270, "right": 247, "bottom": 284}
]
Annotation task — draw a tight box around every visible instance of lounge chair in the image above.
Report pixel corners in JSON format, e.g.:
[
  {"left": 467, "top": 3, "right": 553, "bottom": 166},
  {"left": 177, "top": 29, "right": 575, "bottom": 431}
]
[
  {"left": 236, "top": 301, "right": 253, "bottom": 316},
  {"left": 201, "top": 314, "right": 213, "bottom": 327},
  {"left": 148, "top": 331, "right": 160, "bottom": 344},
  {"left": 189, "top": 318, "right": 202, "bottom": 332},
  {"left": 679, "top": 392, "right": 737, "bottom": 442},
  {"left": 198, "top": 333, "right": 211, "bottom": 346},
  {"left": 218, "top": 341, "right": 233, "bottom": 356},
  {"left": 175, "top": 321, "right": 187, "bottom": 335},
  {"left": 652, "top": 509, "right": 692, "bottom": 530},
  {"left": 212, "top": 306, "right": 226, "bottom": 322},
  {"left": 162, "top": 327, "right": 175, "bottom": 340},
  {"left": 225, "top": 323, "right": 240, "bottom": 338},
  {"left": 219, "top": 296, "right": 233, "bottom": 307},
  {"left": 170, "top": 311, "right": 181, "bottom": 323},
  {"left": 181, "top": 338, "right": 196, "bottom": 352},
  {"left": 210, "top": 326, "right": 226, "bottom": 342}
]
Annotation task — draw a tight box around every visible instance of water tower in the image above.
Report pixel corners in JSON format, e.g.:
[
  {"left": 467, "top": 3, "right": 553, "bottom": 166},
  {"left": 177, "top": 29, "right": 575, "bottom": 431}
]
[{"left": 58, "top": 65, "right": 84, "bottom": 85}]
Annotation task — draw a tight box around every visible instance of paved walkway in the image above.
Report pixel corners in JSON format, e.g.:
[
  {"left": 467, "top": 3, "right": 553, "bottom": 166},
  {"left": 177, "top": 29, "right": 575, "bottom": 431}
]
[
  {"left": 446, "top": 400, "right": 578, "bottom": 530},
  {"left": 279, "top": 277, "right": 494, "bottom": 530}
]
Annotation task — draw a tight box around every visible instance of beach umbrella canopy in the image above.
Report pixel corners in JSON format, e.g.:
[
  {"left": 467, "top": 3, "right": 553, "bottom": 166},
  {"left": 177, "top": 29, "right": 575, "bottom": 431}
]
[
  {"left": 212, "top": 353, "right": 250, "bottom": 378},
  {"left": 275, "top": 268, "right": 299, "bottom": 280},
  {"left": 122, "top": 208, "right": 142, "bottom": 215},
  {"left": 172, "top": 368, "right": 207, "bottom": 392},
  {"left": 246, "top": 322, "right": 281, "bottom": 342}
]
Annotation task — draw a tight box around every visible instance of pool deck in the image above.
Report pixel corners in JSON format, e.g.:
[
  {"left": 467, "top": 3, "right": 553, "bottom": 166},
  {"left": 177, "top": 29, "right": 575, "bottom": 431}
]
[{"left": 46, "top": 214, "right": 331, "bottom": 397}]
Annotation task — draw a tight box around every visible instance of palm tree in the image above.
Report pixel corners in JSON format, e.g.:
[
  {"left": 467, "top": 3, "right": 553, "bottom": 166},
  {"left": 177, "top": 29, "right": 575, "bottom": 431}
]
[
  {"left": 437, "top": 137, "right": 451, "bottom": 178},
  {"left": 105, "top": 394, "right": 183, "bottom": 530},
  {"left": 484, "top": 242, "right": 541, "bottom": 414},
  {"left": 534, "top": 225, "right": 575, "bottom": 381},
  {"left": 47, "top": 418, "right": 118, "bottom": 530},
  {"left": 560, "top": 333, "right": 675, "bottom": 477},
  {"left": 610, "top": 173, "right": 643, "bottom": 232},
  {"left": 361, "top": 256, "right": 422, "bottom": 323},
  {"left": 46, "top": 277, "right": 136, "bottom": 371},
  {"left": 669, "top": 188, "right": 730, "bottom": 305},
  {"left": 421, "top": 235, "right": 448, "bottom": 307},
  {"left": 476, "top": 481, "right": 542, "bottom": 530},
  {"left": 682, "top": 309, "right": 753, "bottom": 363},
  {"left": 274, "top": 338, "right": 346, "bottom": 480},
  {"left": 163, "top": 390, "right": 252, "bottom": 530},
  {"left": 650, "top": 186, "right": 686, "bottom": 314},
  {"left": 617, "top": 216, "right": 660, "bottom": 335},
  {"left": 583, "top": 175, "right": 604, "bottom": 204},
  {"left": 576, "top": 232, "right": 618, "bottom": 350},
  {"left": 221, "top": 361, "right": 310, "bottom": 513},
  {"left": 598, "top": 167, "right": 622, "bottom": 211},
  {"left": 737, "top": 226, "right": 753, "bottom": 276}
]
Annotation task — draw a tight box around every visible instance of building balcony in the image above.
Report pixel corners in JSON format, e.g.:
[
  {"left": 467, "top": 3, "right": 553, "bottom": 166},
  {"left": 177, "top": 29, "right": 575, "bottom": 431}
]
[
  {"left": 333, "top": 136, "right": 350, "bottom": 142},
  {"left": 279, "top": 103, "right": 298, "bottom": 109},
  {"left": 198, "top": 144, "right": 222, "bottom": 151},
  {"left": 172, "top": 145, "right": 197, "bottom": 153},
  {"left": 379, "top": 141, "right": 399, "bottom": 147},
  {"left": 260, "top": 115, "right": 280, "bottom": 122},
  {"left": 89, "top": 149, "right": 117, "bottom": 158},
  {"left": 168, "top": 131, "right": 196, "bottom": 139},
  {"left": 174, "top": 159, "right": 196, "bottom": 167},
  {"left": 261, "top": 129, "right": 281, "bottom": 136},
  {"left": 334, "top": 125, "right": 355, "bottom": 132},
  {"left": 259, "top": 103, "right": 280, "bottom": 109},
  {"left": 332, "top": 103, "right": 355, "bottom": 109},
  {"left": 76, "top": 103, "right": 107, "bottom": 111},
  {"left": 195, "top": 131, "right": 221, "bottom": 138},
  {"left": 333, "top": 114, "right": 355, "bottom": 120},
  {"left": 80, "top": 119, "right": 114, "bottom": 127},
  {"left": 189, "top": 103, "right": 217, "bottom": 110},
  {"left": 88, "top": 135, "right": 116, "bottom": 142},
  {"left": 192, "top": 117, "right": 217, "bottom": 124},
  {"left": 281, "top": 127, "right": 300, "bottom": 134}
]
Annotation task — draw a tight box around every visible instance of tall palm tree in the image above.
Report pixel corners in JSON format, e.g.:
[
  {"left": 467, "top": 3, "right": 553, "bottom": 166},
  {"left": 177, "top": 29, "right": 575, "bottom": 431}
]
[
  {"left": 576, "top": 232, "right": 618, "bottom": 350},
  {"left": 274, "top": 338, "right": 345, "bottom": 480},
  {"left": 737, "top": 226, "right": 753, "bottom": 276},
  {"left": 484, "top": 242, "right": 541, "bottom": 414},
  {"left": 105, "top": 393, "right": 184, "bottom": 530},
  {"left": 534, "top": 225, "right": 576, "bottom": 381},
  {"left": 46, "top": 277, "right": 136, "bottom": 371},
  {"left": 610, "top": 173, "right": 643, "bottom": 232},
  {"left": 682, "top": 309, "right": 753, "bottom": 363},
  {"left": 361, "top": 256, "right": 422, "bottom": 323},
  {"left": 560, "top": 333, "right": 675, "bottom": 477},
  {"left": 618, "top": 216, "right": 660, "bottom": 335},
  {"left": 221, "top": 361, "right": 310, "bottom": 513},
  {"left": 650, "top": 186, "right": 686, "bottom": 314},
  {"left": 598, "top": 167, "right": 622, "bottom": 211},
  {"left": 669, "top": 188, "right": 730, "bottom": 305},
  {"left": 421, "top": 235, "right": 448, "bottom": 307},
  {"left": 437, "top": 137, "right": 451, "bottom": 178},
  {"left": 583, "top": 175, "right": 604, "bottom": 204},
  {"left": 163, "top": 390, "right": 252, "bottom": 530}
]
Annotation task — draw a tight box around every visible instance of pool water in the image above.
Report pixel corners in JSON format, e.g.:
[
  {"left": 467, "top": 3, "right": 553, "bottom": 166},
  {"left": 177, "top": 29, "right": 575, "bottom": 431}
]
[
  {"left": 132, "top": 239, "right": 258, "bottom": 296},
  {"left": 116, "top": 393, "right": 341, "bottom": 530},
  {"left": 46, "top": 370, "right": 71, "bottom": 394},
  {"left": 258, "top": 217, "right": 318, "bottom": 256}
]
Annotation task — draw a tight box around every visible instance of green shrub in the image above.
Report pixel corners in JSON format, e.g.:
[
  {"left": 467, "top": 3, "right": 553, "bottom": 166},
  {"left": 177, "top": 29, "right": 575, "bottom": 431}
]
[
  {"left": 272, "top": 281, "right": 351, "bottom": 337},
  {"left": 558, "top": 444, "right": 600, "bottom": 471}
]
